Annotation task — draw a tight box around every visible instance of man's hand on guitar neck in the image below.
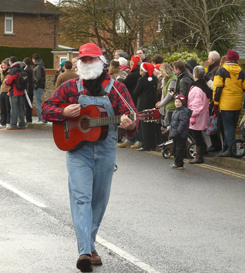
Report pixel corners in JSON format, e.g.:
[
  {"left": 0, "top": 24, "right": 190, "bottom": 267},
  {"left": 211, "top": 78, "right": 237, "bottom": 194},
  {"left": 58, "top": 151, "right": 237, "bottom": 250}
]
[
  {"left": 62, "top": 104, "right": 81, "bottom": 118},
  {"left": 120, "top": 114, "right": 136, "bottom": 131}
]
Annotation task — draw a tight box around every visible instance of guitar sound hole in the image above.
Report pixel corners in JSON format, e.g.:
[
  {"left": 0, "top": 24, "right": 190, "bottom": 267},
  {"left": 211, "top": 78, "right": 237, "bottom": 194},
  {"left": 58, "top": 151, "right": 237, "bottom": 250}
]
[{"left": 81, "top": 119, "right": 89, "bottom": 130}]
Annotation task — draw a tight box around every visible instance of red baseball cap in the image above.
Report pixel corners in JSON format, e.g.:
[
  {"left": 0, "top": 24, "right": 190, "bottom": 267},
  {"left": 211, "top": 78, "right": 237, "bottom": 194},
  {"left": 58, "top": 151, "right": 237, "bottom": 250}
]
[{"left": 78, "top": 43, "right": 102, "bottom": 59}]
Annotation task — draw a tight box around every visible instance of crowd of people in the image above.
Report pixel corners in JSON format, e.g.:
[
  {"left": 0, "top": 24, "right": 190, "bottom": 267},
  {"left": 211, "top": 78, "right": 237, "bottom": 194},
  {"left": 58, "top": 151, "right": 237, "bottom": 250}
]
[
  {"left": 0, "top": 55, "right": 79, "bottom": 130},
  {"left": 0, "top": 54, "right": 47, "bottom": 129},
  {"left": 107, "top": 47, "right": 245, "bottom": 168}
]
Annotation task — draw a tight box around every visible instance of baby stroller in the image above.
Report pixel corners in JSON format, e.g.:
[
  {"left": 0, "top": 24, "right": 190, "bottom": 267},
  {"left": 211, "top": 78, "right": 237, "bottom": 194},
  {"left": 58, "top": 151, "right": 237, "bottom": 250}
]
[
  {"left": 229, "top": 114, "right": 245, "bottom": 158},
  {"left": 159, "top": 128, "right": 196, "bottom": 159}
]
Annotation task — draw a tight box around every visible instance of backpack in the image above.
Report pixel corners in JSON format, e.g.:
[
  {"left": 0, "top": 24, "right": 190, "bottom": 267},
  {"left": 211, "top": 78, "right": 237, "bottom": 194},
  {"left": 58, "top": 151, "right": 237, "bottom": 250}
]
[{"left": 16, "top": 70, "right": 28, "bottom": 91}]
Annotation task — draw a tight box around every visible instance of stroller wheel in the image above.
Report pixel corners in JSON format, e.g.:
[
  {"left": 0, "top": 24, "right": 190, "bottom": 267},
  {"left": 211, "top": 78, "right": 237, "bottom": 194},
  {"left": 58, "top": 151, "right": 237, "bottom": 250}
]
[
  {"left": 187, "top": 143, "right": 196, "bottom": 159},
  {"left": 162, "top": 147, "right": 172, "bottom": 159}
]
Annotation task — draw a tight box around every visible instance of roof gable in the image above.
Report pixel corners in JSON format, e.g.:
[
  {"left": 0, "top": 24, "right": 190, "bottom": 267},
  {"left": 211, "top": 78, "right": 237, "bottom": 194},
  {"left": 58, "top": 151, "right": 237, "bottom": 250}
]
[{"left": 0, "top": 0, "right": 58, "bottom": 15}]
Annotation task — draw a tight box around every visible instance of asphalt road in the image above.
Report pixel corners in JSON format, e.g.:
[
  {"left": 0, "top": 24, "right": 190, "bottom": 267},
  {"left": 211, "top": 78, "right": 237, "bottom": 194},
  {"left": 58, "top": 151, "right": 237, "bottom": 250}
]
[{"left": 1, "top": 128, "right": 245, "bottom": 273}]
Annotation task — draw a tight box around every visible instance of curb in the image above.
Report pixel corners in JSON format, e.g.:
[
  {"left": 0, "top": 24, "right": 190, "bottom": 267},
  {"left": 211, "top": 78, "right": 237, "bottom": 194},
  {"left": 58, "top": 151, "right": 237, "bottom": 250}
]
[
  {"left": 29, "top": 121, "right": 245, "bottom": 173},
  {"left": 26, "top": 122, "right": 53, "bottom": 131},
  {"left": 204, "top": 156, "right": 245, "bottom": 172}
]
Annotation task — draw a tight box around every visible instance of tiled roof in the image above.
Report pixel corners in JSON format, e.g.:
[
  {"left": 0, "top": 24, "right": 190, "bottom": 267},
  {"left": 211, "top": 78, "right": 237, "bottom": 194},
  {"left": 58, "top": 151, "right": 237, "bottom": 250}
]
[
  {"left": 235, "top": 17, "right": 245, "bottom": 57},
  {"left": 0, "top": 0, "right": 58, "bottom": 15}
]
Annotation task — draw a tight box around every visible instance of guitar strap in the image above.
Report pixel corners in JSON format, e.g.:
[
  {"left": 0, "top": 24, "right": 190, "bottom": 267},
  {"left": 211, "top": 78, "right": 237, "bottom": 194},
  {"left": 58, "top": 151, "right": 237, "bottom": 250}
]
[{"left": 112, "top": 84, "right": 136, "bottom": 114}]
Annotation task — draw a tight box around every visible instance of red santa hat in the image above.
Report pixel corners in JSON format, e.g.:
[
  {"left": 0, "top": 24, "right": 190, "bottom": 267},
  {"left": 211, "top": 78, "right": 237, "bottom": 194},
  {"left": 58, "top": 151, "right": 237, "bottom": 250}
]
[
  {"left": 129, "top": 55, "right": 141, "bottom": 73},
  {"left": 154, "top": 63, "right": 162, "bottom": 73},
  {"left": 141, "top": 62, "right": 154, "bottom": 81}
]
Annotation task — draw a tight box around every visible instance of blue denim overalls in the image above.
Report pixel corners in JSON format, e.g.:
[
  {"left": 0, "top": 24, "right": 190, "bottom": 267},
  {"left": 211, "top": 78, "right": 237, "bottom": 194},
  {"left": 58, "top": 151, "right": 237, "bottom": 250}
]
[{"left": 66, "top": 79, "right": 117, "bottom": 256}]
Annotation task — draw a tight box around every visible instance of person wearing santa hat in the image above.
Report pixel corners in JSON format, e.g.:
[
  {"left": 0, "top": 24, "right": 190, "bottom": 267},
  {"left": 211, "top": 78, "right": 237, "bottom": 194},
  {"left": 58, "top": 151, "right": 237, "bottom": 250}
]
[
  {"left": 132, "top": 62, "right": 158, "bottom": 151},
  {"left": 213, "top": 49, "right": 245, "bottom": 157},
  {"left": 42, "top": 43, "right": 137, "bottom": 272}
]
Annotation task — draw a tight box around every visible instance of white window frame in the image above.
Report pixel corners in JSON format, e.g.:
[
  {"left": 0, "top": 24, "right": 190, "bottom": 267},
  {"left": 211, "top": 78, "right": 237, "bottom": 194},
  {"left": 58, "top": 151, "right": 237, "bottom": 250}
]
[
  {"left": 5, "top": 13, "right": 13, "bottom": 34},
  {"left": 59, "top": 57, "right": 67, "bottom": 64}
]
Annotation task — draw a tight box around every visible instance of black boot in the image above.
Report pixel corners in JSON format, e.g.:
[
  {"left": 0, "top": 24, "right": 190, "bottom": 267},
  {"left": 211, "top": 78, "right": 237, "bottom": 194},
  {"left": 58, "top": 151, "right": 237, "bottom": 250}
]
[{"left": 189, "top": 146, "right": 204, "bottom": 164}]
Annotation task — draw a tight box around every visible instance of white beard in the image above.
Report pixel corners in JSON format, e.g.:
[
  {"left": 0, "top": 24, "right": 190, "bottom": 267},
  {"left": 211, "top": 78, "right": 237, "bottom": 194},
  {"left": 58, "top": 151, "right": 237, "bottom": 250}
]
[{"left": 77, "top": 59, "right": 104, "bottom": 80}]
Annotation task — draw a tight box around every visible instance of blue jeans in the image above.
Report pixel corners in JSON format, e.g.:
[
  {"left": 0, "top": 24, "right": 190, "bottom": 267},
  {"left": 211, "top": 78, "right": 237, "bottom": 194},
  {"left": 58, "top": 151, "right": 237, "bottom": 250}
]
[
  {"left": 34, "top": 88, "right": 45, "bottom": 121},
  {"left": 9, "top": 95, "right": 25, "bottom": 128},
  {"left": 220, "top": 110, "right": 240, "bottom": 153},
  {"left": 66, "top": 79, "right": 118, "bottom": 256}
]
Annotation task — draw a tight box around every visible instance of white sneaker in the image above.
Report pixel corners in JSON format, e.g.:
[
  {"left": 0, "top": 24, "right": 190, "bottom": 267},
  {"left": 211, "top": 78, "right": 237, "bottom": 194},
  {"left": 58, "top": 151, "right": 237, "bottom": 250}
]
[
  {"left": 6, "top": 124, "right": 11, "bottom": 128},
  {"left": 37, "top": 121, "right": 47, "bottom": 124},
  {"left": 0, "top": 124, "right": 6, "bottom": 129}
]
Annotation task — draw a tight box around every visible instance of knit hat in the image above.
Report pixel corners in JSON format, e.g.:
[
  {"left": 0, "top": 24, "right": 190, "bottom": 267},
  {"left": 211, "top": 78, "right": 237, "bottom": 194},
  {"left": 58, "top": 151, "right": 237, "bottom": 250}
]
[
  {"left": 141, "top": 62, "right": 154, "bottom": 81},
  {"left": 226, "top": 49, "right": 239, "bottom": 62},
  {"left": 119, "top": 51, "right": 129, "bottom": 60},
  {"left": 174, "top": 94, "right": 186, "bottom": 105},
  {"left": 110, "top": 59, "right": 119, "bottom": 67},
  {"left": 185, "top": 59, "right": 197, "bottom": 73},
  {"left": 154, "top": 63, "right": 162, "bottom": 73},
  {"left": 60, "top": 60, "right": 66, "bottom": 69},
  {"left": 118, "top": 57, "right": 128, "bottom": 66},
  {"left": 129, "top": 56, "right": 141, "bottom": 73}
]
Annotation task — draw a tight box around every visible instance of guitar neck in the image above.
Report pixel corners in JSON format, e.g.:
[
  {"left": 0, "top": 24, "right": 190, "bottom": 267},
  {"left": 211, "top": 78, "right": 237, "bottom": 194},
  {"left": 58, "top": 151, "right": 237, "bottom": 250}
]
[{"left": 89, "top": 113, "right": 136, "bottom": 128}]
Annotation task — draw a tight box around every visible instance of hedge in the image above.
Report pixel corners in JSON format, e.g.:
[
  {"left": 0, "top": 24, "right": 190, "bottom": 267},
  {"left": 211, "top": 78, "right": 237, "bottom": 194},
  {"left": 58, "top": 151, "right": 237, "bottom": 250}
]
[{"left": 0, "top": 46, "right": 53, "bottom": 68}]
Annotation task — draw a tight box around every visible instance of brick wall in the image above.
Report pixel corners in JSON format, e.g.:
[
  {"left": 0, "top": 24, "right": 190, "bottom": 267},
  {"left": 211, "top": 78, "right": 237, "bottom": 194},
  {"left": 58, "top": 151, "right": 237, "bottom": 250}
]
[{"left": 0, "top": 13, "right": 57, "bottom": 48}]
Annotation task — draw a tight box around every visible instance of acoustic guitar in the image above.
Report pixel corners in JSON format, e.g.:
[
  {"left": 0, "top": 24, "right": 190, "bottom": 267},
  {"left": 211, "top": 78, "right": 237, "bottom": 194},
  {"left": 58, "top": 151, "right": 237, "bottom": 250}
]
[{"left": 53, "top": 103, "right": 160, "bottom": 151}]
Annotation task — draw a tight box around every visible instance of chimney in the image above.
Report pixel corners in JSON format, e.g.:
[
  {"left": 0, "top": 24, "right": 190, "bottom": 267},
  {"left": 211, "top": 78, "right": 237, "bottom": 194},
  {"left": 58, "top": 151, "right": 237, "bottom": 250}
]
[{"left": 44, "top": 0, "right": 47, "bottom": 4}]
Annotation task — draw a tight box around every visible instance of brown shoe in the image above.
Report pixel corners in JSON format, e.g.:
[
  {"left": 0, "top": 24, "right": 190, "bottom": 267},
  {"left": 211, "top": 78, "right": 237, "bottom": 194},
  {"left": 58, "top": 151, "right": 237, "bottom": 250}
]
[
  {"left": 130, "top": 144, "right": 142, "bottom": 149},
  {"left": 117, "top": 141, "right": 132, "bottom": 148},
  {"left": 76, "top": 255, "right": 93, "bottom": 272},
  {"left": 91, "top": 250, "right": 102, "bottom": 265}
]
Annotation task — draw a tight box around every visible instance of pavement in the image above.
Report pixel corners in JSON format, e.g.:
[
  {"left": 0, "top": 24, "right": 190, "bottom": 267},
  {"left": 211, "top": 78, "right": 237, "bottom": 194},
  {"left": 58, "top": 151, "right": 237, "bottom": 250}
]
[{"left": 27, "top": 116, "right": 245, "bottom": 173}]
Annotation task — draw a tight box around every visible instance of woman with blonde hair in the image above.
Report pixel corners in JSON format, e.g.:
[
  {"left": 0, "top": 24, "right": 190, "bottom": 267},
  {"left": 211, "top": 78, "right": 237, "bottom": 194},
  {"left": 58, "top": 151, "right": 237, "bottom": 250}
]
[{"left": 155, "top": 63, "right": 177, "bottom": 128}]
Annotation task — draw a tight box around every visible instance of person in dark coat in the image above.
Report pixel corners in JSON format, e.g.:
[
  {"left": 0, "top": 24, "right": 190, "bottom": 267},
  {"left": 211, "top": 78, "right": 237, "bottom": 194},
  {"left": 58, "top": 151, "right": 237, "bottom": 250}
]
[
  {"left": 117, "top": 56, "right": 142, "bottom": 148},
  {"left": 23, "top": 57, "right": 34, "bottom": 123},
  {"left": 118, "top": 56, "right": 141, "bottom": 106},
  {"left": 32, "top": 53, "right": 46, "bottom": 124},
  {"left": 169, "top": 94, "right": 192, "bottom": 169},
  {"left": 173, "top": 60, "right": 193, "bottom": 99},
  {"left": 133, "top": 62, "right": 158, "bottom": 151},
  {"left": 204, "top": 50, "right": 222, "bottom": 152}
]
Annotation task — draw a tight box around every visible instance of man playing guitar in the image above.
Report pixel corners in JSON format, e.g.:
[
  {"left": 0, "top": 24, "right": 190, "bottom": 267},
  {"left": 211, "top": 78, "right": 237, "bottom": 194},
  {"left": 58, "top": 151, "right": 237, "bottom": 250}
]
[{"left": 41, "top": 43, "right": 137, "bottom": 272}]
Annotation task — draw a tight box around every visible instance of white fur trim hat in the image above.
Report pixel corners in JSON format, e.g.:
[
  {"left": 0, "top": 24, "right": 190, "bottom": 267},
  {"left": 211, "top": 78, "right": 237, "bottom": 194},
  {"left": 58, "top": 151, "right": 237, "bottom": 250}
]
[{"left": 141, "top": 62, "right": 154, "bottom": 81}]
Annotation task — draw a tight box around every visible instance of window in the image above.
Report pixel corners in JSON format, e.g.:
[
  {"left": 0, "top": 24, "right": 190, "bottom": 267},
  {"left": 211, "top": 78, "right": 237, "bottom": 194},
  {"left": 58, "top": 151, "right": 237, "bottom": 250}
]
[
  {"left": 116, "top": 17, "right": 127, "bottom": 33},
  {"left": 59, "top": 57, "right": 67, "bottom": 64},
  {"left": 5, "top": 13, "right": 13, "bottom": 34}
]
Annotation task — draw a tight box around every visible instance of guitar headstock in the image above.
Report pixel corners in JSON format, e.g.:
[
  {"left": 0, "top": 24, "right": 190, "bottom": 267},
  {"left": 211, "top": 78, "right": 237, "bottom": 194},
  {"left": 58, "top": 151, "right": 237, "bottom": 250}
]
[{"left": 137, "top": 108, "right": 161, "bottom": 122}]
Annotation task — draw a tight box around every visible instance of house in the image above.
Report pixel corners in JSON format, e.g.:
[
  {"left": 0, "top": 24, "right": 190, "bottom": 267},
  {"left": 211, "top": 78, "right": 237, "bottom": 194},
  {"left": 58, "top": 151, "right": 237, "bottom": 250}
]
[
  {"left": 0, "top": 0, "right": 59, "bottom": 48},
  {"left": 235, "top": 17, "right": 245, "bottom": 70},
  {"left": 51, "top": 45, "right": 78, "bottom": 70}
]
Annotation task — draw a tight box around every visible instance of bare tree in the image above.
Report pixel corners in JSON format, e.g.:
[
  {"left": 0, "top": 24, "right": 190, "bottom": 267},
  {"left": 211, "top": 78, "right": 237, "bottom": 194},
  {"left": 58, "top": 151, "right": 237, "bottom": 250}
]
[
  {"left": 141, "top": 0, "right": 245, "bottom": 54},
  {"left": 56, "top": 0, "right": 152, "bottom": 56}
]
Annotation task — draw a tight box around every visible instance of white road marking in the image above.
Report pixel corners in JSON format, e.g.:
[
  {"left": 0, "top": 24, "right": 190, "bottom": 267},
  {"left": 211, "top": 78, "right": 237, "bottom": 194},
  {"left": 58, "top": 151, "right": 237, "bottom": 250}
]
[
  {"left": 97, "top": 235, "right": 162, "bottom": 273},
  {"left": 0, "top": 179, "right": 160, "bottom": 272},
  {"left": 0, "top": 180, "right": 46, "bottom": 208}
]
